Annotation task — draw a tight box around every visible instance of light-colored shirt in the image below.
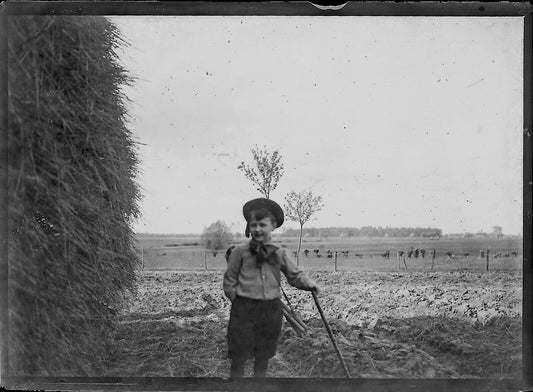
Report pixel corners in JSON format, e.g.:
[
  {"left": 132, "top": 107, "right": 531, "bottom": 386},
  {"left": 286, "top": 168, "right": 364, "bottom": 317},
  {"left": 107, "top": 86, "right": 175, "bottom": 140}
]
[{"left": 223, "top": 244, "right": 316, "bottom": 301}]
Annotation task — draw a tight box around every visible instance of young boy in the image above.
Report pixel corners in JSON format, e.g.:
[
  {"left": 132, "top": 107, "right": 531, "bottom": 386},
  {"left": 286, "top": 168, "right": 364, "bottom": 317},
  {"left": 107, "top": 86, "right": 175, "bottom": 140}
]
[{"left": 223, "top": 197, "right": 319, "bottom": 378}]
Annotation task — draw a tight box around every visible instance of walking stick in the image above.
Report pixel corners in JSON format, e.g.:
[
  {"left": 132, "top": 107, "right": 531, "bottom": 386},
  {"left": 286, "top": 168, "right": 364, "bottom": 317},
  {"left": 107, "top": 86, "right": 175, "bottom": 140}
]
[{"left": 311, "top": 291, "right": 351, "bottom": 378}]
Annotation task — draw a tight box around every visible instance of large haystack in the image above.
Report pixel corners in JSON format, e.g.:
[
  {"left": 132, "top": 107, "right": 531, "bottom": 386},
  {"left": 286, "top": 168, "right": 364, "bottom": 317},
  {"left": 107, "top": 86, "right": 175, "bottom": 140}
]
[{"left": 8, "top": 15, "right": 141, "bottom": 374}]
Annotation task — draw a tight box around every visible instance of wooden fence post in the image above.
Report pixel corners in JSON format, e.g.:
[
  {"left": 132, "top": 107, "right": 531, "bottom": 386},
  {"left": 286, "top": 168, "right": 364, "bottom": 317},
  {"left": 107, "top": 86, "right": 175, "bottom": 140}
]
[
  {"left": 204, "top": 249, "right": 207, "bottom": 271},
  {"left": 486, "top": 249, "right": 489, "bottom": 271},
  {"left": 334, "top": 252, "right": 338, "bottom": 272},
  {"left": 141, "top": 244, "right": 144, "bottom": 270}
]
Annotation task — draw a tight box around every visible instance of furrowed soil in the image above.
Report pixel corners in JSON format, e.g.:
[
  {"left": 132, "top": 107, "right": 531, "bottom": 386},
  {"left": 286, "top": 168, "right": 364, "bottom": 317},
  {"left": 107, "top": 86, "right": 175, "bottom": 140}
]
[{"left": 102, "top": 270, "right": 521, "bottom": 379}]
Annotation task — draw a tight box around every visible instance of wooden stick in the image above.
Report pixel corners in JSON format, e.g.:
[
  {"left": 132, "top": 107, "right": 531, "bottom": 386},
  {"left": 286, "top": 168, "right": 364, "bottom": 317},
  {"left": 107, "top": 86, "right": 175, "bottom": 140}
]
[
  {"left": 280, "top": 301, "right": 307, "bottom": 330},
  {"left": 282, "top": 308, "right": 304, "bottom": 336},
  {"left": 292, "top": 310, "right": 308, "bottom": 331},
  {"left": 312, "top": 291, "right": 351, "bottom": 378},
  {"left": 283, "top": 308, "right": 303, "bottom": 330}
]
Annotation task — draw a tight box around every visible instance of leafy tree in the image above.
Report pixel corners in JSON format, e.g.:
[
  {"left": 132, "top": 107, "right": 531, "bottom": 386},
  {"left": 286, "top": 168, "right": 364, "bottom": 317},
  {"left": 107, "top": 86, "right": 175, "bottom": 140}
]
[
  {"left": 284, "top": 190, "right": 323, "bottom": 265},
  {"left": 200, "top": 220, "right": 234, "bottom": 256},
  {"left": 237, "top": 145, "right": 284, "bottom": 199}
]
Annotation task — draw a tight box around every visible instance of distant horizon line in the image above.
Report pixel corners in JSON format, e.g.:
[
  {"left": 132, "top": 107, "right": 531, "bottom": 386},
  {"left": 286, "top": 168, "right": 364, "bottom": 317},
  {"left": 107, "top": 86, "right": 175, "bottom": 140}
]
[
  {"left": 135, "top": 225, "right": 521, "bottom": 236},
  {"left": 135, "top": 230, "right": 521, "bottom": 237}
]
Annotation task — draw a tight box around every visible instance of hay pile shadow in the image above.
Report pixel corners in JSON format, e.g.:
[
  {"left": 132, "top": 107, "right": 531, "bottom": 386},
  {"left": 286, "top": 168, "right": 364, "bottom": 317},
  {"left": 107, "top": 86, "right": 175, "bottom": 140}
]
[{"left": 8, "top": 15, "right": 141, "bottom": 375}]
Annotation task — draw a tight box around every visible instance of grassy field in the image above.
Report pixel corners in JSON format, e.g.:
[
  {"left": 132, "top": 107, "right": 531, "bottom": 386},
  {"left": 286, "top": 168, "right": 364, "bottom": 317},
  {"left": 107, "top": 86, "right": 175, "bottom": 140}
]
[{"left": 135, "top": 235, "right": 522, "bottom": 272}]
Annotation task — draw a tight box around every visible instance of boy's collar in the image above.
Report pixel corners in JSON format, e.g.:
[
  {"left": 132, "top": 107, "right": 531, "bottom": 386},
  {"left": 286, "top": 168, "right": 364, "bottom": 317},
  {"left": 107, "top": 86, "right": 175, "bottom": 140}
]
[
  {"left": 249, "top": 238, "right": 279, "bottom": 264},
  {"left": 251, "top": 236, "right": 273, "bottom": 245}
]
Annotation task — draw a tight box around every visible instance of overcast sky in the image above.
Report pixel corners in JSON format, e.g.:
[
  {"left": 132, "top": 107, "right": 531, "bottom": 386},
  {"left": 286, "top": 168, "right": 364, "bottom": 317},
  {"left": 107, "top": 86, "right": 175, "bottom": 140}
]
[{"left": 109, "top": 16, "right": 523, "bottom": 236}]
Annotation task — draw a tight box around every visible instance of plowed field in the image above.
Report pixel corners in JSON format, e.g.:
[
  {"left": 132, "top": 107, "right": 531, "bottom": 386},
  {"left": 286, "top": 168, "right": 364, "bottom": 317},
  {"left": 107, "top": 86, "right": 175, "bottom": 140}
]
[{"left": 103, "top": 270, "right": 521, "bottom": 379}]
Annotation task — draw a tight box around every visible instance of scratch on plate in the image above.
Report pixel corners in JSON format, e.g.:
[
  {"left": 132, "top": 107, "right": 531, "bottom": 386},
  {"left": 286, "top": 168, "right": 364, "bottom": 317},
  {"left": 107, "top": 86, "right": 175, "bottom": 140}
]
[{"left": 466, "top": 78, "right": 484, "bottom": 88}]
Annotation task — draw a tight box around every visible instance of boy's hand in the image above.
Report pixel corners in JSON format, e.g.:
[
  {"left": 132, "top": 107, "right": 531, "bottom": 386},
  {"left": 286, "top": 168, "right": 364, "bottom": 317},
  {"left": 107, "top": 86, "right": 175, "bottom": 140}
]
[{"left": 307, "top": 284, "right": 320, "bottom": 295}]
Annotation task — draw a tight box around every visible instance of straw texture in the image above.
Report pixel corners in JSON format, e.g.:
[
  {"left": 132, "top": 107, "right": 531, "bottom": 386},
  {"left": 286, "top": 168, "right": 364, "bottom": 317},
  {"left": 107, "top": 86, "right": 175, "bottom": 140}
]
[{"left": 8, "top": 15, "right": 141, "bottom": 374}]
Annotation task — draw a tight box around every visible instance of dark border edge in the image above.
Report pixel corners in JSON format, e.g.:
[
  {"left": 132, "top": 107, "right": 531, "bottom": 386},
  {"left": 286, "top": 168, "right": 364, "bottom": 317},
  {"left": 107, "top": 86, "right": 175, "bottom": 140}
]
[
  {"left": 0, "top": 2, "right": 531, "bottom": 392},
  {"left": 0, "top": 376, "right": 526, "bottom": 392},
  {"left": 1, "top": 1, "right": 533, "bottom": 17},
  {"left": 0, "top": 0, "right": 9, "bottom": 387},
  {"left": 523, "top": 6, "right": 533, "bottom": 391}
]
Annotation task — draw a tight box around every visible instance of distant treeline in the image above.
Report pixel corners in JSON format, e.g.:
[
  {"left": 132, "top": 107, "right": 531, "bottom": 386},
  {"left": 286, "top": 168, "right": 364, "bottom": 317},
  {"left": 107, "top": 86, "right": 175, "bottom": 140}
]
[{"left": 280, "top": 226, "right": 443, "bottom": 238}]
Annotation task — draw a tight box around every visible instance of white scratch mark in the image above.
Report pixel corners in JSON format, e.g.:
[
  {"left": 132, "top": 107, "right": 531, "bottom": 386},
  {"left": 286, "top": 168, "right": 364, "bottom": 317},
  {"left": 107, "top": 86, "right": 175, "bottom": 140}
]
[{"left": 466, "top": 78, "right": 484, "bottom": 88}]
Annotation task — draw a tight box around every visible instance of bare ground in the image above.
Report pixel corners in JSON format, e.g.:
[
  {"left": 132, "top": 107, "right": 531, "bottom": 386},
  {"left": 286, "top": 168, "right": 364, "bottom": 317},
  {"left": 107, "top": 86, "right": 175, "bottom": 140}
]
[{"left": 101, "top": 270, "right": 522, "bottom": 379}]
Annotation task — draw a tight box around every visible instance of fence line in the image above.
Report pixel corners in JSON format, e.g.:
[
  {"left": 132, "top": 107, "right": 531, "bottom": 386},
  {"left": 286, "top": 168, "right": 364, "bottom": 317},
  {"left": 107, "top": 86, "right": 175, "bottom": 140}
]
[{"left": 136, "top": 246, "right": 522, "bottom": 273}]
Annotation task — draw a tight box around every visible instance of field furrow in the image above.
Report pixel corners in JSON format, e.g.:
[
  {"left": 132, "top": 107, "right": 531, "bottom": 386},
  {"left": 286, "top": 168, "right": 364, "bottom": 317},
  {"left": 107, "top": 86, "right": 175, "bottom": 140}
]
[{"left": 102, "top": 270, "right": 522, "bottom": 379}]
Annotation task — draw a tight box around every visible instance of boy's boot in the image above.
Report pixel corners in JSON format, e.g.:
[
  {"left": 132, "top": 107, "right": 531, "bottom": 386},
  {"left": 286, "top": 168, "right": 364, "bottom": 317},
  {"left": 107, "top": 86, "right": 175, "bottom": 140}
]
[
  {"left": 230, "top": 357, "right": 246, "bottom": 378},
  {"left": 253, "top": 356, "right": 269, "bottom": 378}
]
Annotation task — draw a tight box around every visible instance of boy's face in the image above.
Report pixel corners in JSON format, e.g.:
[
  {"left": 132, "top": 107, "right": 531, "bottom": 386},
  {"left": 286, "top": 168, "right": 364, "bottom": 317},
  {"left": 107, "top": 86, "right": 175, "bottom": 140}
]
[{"left": 249, "top": 216, "right": 275, "bottom": 243}]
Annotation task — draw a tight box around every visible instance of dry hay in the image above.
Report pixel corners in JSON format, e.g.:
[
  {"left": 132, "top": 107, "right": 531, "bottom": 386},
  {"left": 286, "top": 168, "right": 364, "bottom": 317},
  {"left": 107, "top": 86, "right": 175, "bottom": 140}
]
[
  {"left": 275, "top": 316, "right": 521, "bottom": 379},
  {"left": 374, "top": 315, "right": 522, "bottom": 378},
  {"left": 274, "top": 318, "right": 461, "bottom": 378},
  {"left": 104, "top": 316, "right": 230, "bottom": 377},
  {"left": 8, "top": 15, "right": 141, "bottom": 374}
]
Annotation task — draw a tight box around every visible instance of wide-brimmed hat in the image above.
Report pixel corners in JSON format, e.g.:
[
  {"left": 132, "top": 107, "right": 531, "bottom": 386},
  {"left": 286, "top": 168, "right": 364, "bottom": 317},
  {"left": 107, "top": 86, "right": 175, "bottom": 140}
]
[{"left": 242, "top": 198, "right": 284, "bottom": 228}]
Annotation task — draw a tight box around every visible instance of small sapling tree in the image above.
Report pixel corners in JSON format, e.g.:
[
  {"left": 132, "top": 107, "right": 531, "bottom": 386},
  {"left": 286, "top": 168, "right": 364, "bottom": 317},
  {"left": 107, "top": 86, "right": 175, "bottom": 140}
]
[
  {"left": 284, "top": 190, "right": 324, "bottom": 266},
  {"left": 237, "top": 145, "right": 284, "bottom": 199},
  {"left": 200, "top": 220, "right": 234, "bottom": 257}
]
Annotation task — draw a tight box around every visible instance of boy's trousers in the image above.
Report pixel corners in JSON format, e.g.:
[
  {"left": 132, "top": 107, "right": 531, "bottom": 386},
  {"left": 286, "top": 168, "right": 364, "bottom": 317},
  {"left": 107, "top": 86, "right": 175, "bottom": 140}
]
[{"left": 227, "top": 295, "right": 283, "bottom": 360}]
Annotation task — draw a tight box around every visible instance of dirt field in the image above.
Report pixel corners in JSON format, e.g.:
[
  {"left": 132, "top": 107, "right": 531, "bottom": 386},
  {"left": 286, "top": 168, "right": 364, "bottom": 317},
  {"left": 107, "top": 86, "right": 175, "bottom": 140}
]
[{"left": 102, "top": 269, "right": 522, "bottom": 379}]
